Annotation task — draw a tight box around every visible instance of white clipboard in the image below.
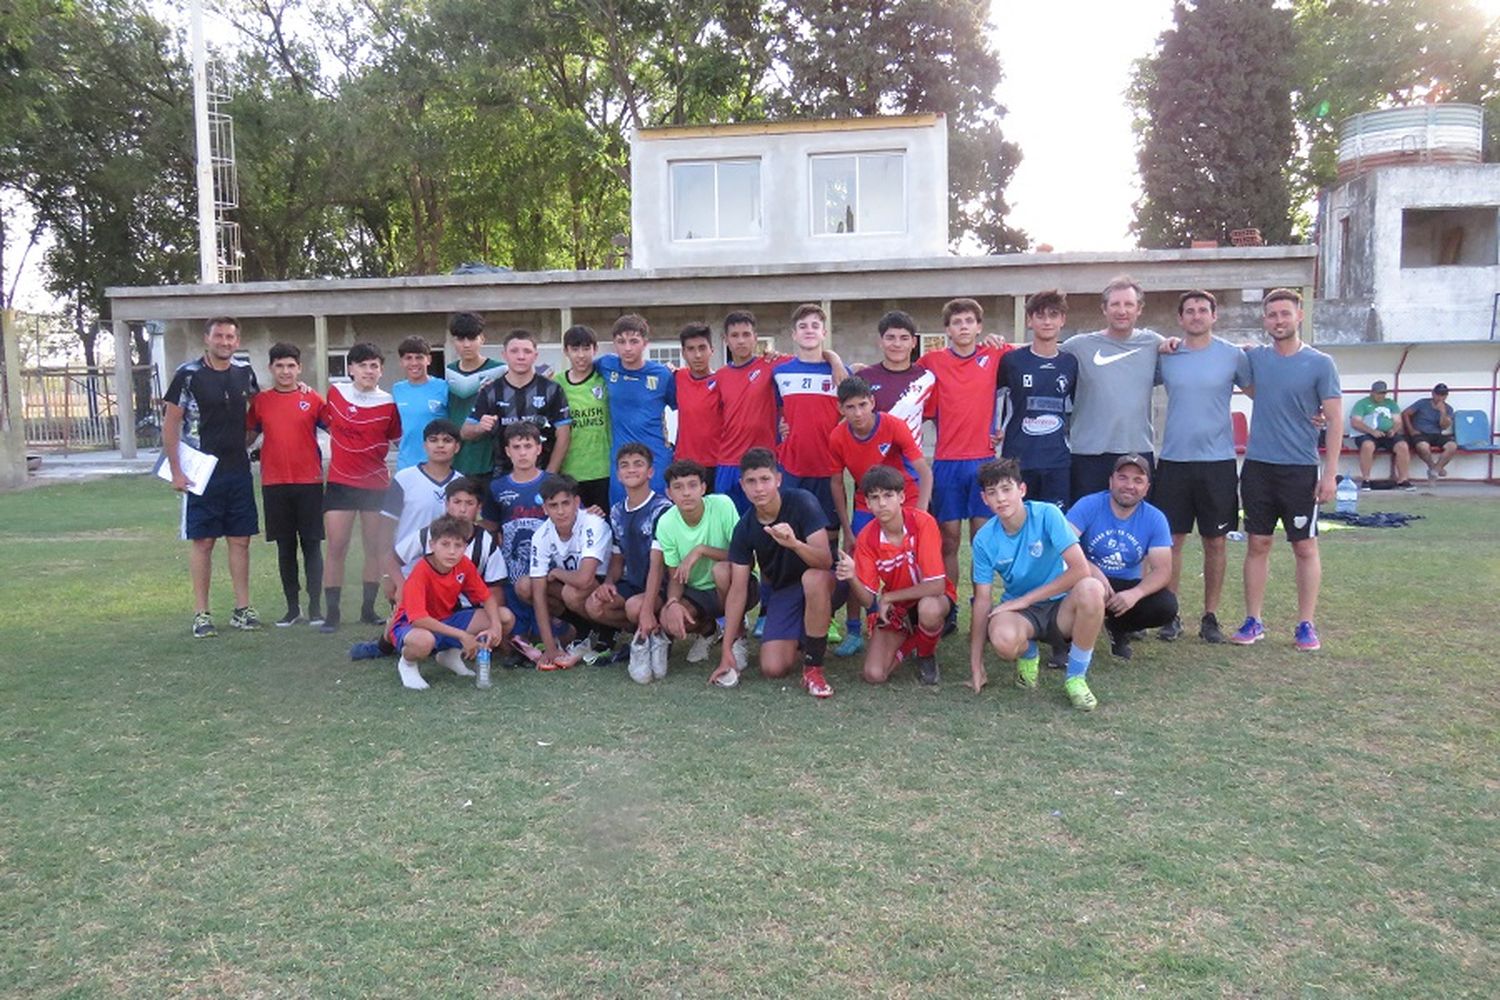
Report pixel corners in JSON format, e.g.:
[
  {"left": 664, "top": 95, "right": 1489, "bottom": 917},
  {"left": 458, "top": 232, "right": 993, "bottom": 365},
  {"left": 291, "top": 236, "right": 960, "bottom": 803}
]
[{"left": 154, "top": 442, "right": 219, "bottom": 496}]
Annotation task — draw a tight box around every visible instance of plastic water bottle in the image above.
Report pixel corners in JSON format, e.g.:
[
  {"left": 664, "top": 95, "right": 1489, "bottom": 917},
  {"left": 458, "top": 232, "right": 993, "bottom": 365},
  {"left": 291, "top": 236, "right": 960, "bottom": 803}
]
[
  {"left": 475, "top": 646, "right": 492, "bottom": 689},
  {"left": 1335, "top": 475, "right": 1358, "bottom": 514}
]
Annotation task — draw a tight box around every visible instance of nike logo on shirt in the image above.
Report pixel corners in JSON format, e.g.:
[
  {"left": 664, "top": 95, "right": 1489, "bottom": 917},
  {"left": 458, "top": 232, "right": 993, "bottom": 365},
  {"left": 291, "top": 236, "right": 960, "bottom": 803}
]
[{"left": 1093, "top": 348, "right": 1142, "bottom": 366}]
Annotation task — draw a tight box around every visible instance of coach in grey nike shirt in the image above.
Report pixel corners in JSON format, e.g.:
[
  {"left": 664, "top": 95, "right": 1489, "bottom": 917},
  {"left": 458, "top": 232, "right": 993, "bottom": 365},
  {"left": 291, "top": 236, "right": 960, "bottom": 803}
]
[{"left": 1060, "top": 275, "right": 1164, "bottom": 503}]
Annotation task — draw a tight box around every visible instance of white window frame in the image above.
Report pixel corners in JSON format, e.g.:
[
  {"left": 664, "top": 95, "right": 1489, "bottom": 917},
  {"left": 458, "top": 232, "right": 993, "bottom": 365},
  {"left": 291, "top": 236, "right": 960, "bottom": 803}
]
[
  {"left": 918, "top": 333, "right": 947, "bottom": 357},
  {"left": 648, "top": 344, "right": 683, "bottom": 367},
  {"left": 809, "top": 150, "right": 907, "bottom": 237},
  {"left": 669, "top": 158, "right": 762, "bottom": 242}
]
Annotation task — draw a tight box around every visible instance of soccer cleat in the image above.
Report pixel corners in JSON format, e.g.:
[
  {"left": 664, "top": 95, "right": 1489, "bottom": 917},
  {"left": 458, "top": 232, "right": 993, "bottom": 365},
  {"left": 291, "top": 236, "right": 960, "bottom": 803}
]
[
  {"left": 436, "top": 648, "right": 475, "bottom": 677},
  {"left": 627, "top": 634, "right": 653, "bottom": 684},
  {"left": 1294, "top": 620, "right": 1321, "bottom": 652},
  {"left": 802, "top": 665, "right": 834, "bottom": 698},
  {"left": 349, "top": 640, "right": 385, "bottom": 661},
  {"left": 827, "top": 619, "right": 843, "bottom": 645},
  {"left": 276, "top": 609, "right": 303, "bottom": 628},
  {"left": 1199, "top": 612, "right": 1226, "bottom": 644},
  {"left": 1047, "top": 642, "right": 1068, "bottom": 670},
  {"left": 916, "top": 654, "right": 939, "bottom": 687},
  {"left": 230, "top": 606, "right": 261, "bottom": 631},
  {"left": 834, "top": 630, "right": 865, "bottom": 658},
  {"left": 358, "top": 610, "right": 384, "bottom": 626},
  {"left": 650, "top": 631, "right": 671, "bottom": 680},
  {"left": 1398, "top": 480, "right": 1417, "bottom": 492},
  {"left": 1015, "top": 654, "right": 1039, "bottom": 689},
  {"left": 1064, "top": 676, "right": 1098, "bottom": 712},
  {"left": 752, "top": 616, "right": 766, "bottom": 639},
  {"left": 941, "top": 602, "right": 959, "bottom": 638},
  {"left": 192, "top": 612, "right": 217, "bottom": 639},
  {"left": 1157, "top": 615, "right": 1182, "bottom": 641},
  {"left": 686, "top": 624, "right": 720, "bottom": 664},
  {"left": 1107, "top": 626, "right": 1133, "bottom": 661},
  {"left": 1228, "top": 616, "right": 1264, "bottom": 645},
  {"left": 731, "top": 637, "right": 749, "bottom": 672},
  {"left": 396, "top": 658, "right": 429, "bottom": 691},
  {"left": 511, "top": 638, "right": 547, "bottom": 665}
]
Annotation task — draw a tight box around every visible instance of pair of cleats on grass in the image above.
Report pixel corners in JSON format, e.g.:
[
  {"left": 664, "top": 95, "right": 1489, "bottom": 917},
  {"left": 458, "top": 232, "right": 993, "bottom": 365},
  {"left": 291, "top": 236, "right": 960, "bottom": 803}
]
[{"left": 1014, "top": 651, "right": 1097, "bottom": 712}]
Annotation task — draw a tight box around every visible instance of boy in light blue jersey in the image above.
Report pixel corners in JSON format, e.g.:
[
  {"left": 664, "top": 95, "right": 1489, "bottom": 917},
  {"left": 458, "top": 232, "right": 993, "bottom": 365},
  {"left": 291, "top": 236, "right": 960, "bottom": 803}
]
[
  {"left": 968, "top": 458, "right": 1107, "bottom": 711},
  {"left": 390, "top": 336, "right": 450, "bottom": 471},
  {"left": 596, "top": 314, "right": 676, "bottom": 503}
]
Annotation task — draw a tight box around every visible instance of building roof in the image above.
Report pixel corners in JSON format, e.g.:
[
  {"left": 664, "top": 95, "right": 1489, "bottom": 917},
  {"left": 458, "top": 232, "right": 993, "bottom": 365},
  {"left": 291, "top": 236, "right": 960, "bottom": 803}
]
[{"left": 634, "top": 113, "right": 944, "bottom": 141}]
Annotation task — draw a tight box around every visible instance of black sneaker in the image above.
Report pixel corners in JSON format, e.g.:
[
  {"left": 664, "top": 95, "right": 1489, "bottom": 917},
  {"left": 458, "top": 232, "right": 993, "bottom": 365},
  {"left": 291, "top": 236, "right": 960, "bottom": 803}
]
[
  {"left": 276, "top": 608, "right": 303, "bottom": 627},
  {"left": 1199, "top": 612, "right": 1225, "bottom": 644},
  {"left": 1046, "top": 642, "right": 1068, "bottom": 670},
  {"left": 916, "top": 654, "right": 939, "bottom": 686},
  {"left": 1157, "top": 615, "right": 1183, "bottom": 641},
  {"left": 941, "top": 602, "right": 959, "bottom": 638},
  {"left": 358, "top": 610, "right": 384, "bottom": 626},
  {"left": 1108, "top": 626, "right": 1133, "bottom": 661}
]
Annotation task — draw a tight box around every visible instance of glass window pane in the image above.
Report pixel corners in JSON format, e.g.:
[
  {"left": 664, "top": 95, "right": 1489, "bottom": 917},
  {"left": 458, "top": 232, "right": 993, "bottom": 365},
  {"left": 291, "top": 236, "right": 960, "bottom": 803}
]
[
  {"left": 858, "top": 153, "right": 904, "bottom": 233},
  {"left": 672, "top": 162, "right": 715, "bottom": 240},
  {"left": 717, "top": 160, "right": 760, "bottom": 238},
  {"left": 811, "top": 156, "right": 856, "bottom": 234}
]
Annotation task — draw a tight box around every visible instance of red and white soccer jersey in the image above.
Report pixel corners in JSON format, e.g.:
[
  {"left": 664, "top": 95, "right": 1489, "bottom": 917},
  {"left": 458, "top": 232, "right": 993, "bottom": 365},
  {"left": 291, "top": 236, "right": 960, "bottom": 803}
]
[
  {"left": 918, "top": 345, "right": 1011, "bottom": 461},
  {"left": 387, "top": 554, "right": 490, "bottom": 640},
  {"left": 828, "top": 412, "right": 924, "bottom": 511},
  {"left": 321, "top": 384, "right": 402, "bottom": 491},
  {"left": 715, "top": 356, "right": 780, "bottom": 466},
  {"left": 855, "top": 507, "right": 957, "bottom": 606},
  {"left": 857, "top": 363, "right": 936, "bottom": 442},
  {"left": 773, "top": 357, "right": 840, "bottom": 477},
  {"left": 247, "top": 387, "right": 324, "bottom": 485},
  {"left": 674, "top": 368, "right": 723, "bottom": 468}
]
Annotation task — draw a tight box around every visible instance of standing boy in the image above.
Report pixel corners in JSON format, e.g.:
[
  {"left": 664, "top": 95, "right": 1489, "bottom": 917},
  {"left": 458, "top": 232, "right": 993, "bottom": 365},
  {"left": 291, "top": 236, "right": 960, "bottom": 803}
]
[
  {"left": 996, "top": 290, "right": 1077, "bottom": 508},
  {"left": 596, "top": 314, "right": 676, "bottom": 501},
  {"left": 969, "top": 459, "right": 1107, "bottom": 712},
  {"left": 714, "top": 310, "right": 779, "bottom": 512},
  {"left": 1232, "top": 289, "right": 1342, "bottom": 652},
  {"left": 524, "top": 475, "right": 612, "bottom": 669},
  {"left": 713, "top": 449, "right": 840, "bottom": 698},
  {"left": 835, "top": 466, "right": 953, "bottom": 686},
  {"left": 445, "top": 312, "right": 505, "bottom": 491},
  {"left": 245, "top": 341, "right": 324, "bottom": 626},
  {"left": 556, "top": 325, "right": 613, "bottom": 512},
  {"left": 828, "top": 375, "right": 931, "bottom": 543},
  {"left": 379, "top": 419, "right": 462, "bottom": 595},
  {"left": 672, "top": 323, "right": 723, "bottom": 472},
  {"left": 391, "top": 336, "right": 449, "bottom": 471},
  {"left": 463, "top": 328, "right": 572, "bottom": 479},
  {"left": 319, "top": 342, "right": 402, "bottom": 632},
  {"left": 857, "top": 309, "right": 935, "bottom": 441}
]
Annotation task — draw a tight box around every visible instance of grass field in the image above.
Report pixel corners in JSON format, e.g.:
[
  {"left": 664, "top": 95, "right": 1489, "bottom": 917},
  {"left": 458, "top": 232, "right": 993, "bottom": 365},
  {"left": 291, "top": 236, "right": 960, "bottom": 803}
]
[{"left": 2, "top": 475, "right": 1497, "bottom": 998}]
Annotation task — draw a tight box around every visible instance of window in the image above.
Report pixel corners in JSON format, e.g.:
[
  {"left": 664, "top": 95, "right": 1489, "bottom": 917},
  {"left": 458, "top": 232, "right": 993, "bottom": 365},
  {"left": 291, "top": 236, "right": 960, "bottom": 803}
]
[
  {"left": 326, "top": 350, "right": 347, "bottom": 380},
  {"left": 810, "top": 152, "right": 905, "bottom": 235},
  {"left": 648, "top": 344, "right": 683, "bottom": 367},
  {"left": 1400, "top": 207, "right": 1498, "bottom": 268},
  {"left": 918, "top": 333, "right": 946, "bottom": 358},
  {"left": 671, "top": 159, "right": 761, "bottom": 241}
]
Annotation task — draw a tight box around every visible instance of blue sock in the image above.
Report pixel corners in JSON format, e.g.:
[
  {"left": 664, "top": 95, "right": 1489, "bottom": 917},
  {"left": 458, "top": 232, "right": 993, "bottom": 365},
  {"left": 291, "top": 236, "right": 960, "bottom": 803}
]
[
  {"left": 1066, "top": 644, "right": 1094, "bottom": 680},
  {"left": 1023, "top": 641, "right": 1038, "bottom": 660}
]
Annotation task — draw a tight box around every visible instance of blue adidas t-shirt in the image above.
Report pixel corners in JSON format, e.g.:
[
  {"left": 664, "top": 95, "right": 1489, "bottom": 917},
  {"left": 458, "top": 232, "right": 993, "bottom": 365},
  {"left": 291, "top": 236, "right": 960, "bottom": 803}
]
[
  {"left": 391, "top": 379, "right": 451, "bottom": 470},
  {"left": 609, "top": 490, "right": 672, "bottom": 590},
  {"left": 1065, "top": 490, "right": 1172, "bottom": 580},
  {"left": 971, "top": 500, "right": 1078, "bottom": 603},
  {"left": 997, "top": 347, "right": 1077, "bottom": 471},
  {"left": 596, "top": 354, "right": 676, "bottom": 495}
]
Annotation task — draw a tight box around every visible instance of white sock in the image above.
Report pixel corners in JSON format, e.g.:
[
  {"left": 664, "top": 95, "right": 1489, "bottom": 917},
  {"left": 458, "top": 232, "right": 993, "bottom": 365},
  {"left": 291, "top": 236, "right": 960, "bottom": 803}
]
[
  {"left": 397, "top": 657, "right": 429, "bottom": 690},
  {"left": 435, "top": 648, "right": 473, "bottom": 676}
]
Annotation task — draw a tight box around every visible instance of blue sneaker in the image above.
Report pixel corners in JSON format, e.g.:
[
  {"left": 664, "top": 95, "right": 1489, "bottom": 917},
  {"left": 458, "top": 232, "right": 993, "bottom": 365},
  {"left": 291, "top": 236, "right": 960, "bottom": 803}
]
[
  {"left": 753, "top": 616, "right": 766, "bottom": 639},
  {"left": 349, "top": 640, "right": 384, "bottom": 661},
  {"left": 1294, "top": 620, "right": 1321, "bottom": 651},
  {"left": 834, "top": 630, "right": 865, "bottom": 658},
  {"left": 1228, "top": 616, "right": 1264, "bottom": 645}
]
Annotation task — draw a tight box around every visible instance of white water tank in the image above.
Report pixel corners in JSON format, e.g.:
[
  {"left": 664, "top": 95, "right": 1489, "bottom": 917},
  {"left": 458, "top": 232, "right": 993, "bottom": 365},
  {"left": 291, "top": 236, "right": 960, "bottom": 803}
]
[{"left": 1336, "top": 104, "right": 1484, "bottom": 182}]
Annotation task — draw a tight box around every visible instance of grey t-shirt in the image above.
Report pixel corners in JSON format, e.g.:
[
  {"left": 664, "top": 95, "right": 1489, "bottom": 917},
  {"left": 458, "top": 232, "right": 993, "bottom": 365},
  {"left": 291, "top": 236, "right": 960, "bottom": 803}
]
[
  {"left": 1244, "top": 345, "right": 1341, "bottom": 466},
  {"left": 1060, "top": 328, "right": 1164, "bottom": 455},
  {"left": 1159, "top": 337, "right": 1252, "bottom": 462}
]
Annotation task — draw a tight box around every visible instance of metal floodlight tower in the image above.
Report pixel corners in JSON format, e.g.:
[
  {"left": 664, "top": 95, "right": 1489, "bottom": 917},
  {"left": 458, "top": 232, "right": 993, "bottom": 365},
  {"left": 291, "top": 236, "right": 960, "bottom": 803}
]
[
  {"left": 190, "top": 1, "right": 242, "bottom": 283},
  {"left": 191, "top": 0, "right": 216, "bottom": 283}
]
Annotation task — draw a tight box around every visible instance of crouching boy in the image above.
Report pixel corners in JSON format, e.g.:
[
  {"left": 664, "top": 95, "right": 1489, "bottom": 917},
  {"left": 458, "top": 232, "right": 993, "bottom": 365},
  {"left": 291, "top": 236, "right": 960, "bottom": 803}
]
[
  {"left": 969, "top": 459, "right": 1107, "bottom": 711},
  {"left": 387, "top": 515, "right": 508, "bottom": 691}
]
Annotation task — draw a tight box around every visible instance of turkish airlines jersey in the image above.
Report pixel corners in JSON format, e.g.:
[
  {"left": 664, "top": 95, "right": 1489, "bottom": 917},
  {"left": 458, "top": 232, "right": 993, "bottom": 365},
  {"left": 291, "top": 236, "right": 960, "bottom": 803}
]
[
  {"left": 715, "top": 356, "right": 780, "bottom": 466},
  {"left": 773, "top": 357, "right": 840, "bottom": 477},
  {"left": 673, "top": 368, "right": 723, "bottom": 467},
  {"left": 247, "top": 387, "right": 324, "bottom": 485},
  {"left": 918, "top": 345, "right": 1010, "bottom": 461},
  {"left": 321, "top": 384, "right": 401, "bottom": 490}
]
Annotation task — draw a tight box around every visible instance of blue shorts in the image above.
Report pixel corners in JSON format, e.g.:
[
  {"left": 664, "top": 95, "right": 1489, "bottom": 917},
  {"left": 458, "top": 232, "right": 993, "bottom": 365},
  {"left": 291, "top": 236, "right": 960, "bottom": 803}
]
[
  {"left": 715, "top": 465, "right": 750, "bottom": 514},
  {"left": 391, "top": 607, "right": 477, "bottom": 653},
  {"left": 757, "top": 576, "right": 848, "bottom": 643},
  {"left": 931, "top": 459, "right": 989, "bottom": 522},
  {"left": 780, "top": 472, "right": 839, "bottom": 530},
  {"left": 503, "top": 582, "right": 539, "bottom": 641},
  {"left": 851, "top": 509, "right": 875, "bottom": 536},
  {"left": 615, "top": 577, "right": 665, "bottom": 602},
  {"left": 182, "top": 466, "right": 259, "bottom": 540}
]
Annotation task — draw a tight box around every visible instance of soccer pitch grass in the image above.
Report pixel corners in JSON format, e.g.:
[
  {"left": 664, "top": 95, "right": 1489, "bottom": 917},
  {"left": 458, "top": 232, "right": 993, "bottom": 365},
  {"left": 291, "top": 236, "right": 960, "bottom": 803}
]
[{"left": 2, "top": 476, "right": 1496, "bottom": 997}]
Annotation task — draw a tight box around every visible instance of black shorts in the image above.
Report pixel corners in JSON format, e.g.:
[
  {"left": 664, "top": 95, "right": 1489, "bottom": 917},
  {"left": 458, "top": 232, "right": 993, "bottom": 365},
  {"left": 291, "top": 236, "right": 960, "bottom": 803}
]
[
  {"left": 1014, "top": 599, "right": 1067, "bottom": 647},
  {"left": 1071, "top": 452, "right": 1153, "bottom": 506},
  {"left": 324, "top": 482, "right": 387, "bottom": 512},
  {"left": 615, "top": 577, "right": 665, "bottom": 602},
  {"left": 679, "top": 585, "right": 723, "bottom": 620},
  {"left": 1152, "top": 459, "right": 1239, "bottom": 537},
  {"left": 1239, "top": 460, "right": 1319, "bottom": 542},
  {"left": 576, "top": 476, "right": 611, "bottom": 513},
  {"left": 1353, "top": 434, "right": 1400, "bottom": 452},
  {"left": 1409, "top": 433, "right": 1453, "bottom": 450},
  {"left": 780, "top": 472, "right": 839, "bottom": 530},
  {"left": 262, "top": 483, "right": 325, "bottom": 542},
  {"left": 1021, "top": 466, "right": 1070, "bottom": 509}
]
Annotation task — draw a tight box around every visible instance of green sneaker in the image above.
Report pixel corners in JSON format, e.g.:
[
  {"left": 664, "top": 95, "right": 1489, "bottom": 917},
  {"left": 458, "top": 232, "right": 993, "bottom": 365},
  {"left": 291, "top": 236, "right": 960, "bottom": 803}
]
[
  {"left": 230, "top": 606, "right": 261, "bottom": 631},
  {"left": 827, "top": 619, "right": 843, "bottom": 645},
  {"left": 192, "top": 612, "right": 217, "bottom": 639},
  {"left": 1064, "top": 676, "right": 1098, "bottom": 712},
  {"left": 1015, "top": 654, "right": 1039, "bottom": 689}
]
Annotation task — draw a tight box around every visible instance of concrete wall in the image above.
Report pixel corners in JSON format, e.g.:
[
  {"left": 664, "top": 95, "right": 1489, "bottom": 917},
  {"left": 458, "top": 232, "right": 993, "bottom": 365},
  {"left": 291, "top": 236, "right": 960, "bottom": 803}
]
[{"left": 630, "top": 118, "right": 949, "bottom": 270}]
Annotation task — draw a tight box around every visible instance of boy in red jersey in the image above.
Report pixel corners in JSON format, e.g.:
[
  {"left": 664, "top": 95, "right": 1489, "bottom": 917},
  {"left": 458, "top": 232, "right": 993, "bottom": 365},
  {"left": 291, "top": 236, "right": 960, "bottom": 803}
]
[
  {"left": 835, "top": 466, "right": 954, "bottom": 686},
  {"left": 772, "top": 304, "right": 849, "bottom": 531},
  {"left": 387, "top": 514, "right": 507, "bottom": 691},
  {"left": 246, "top": 342, "right": 325, "bottom": 626},
  {"left": 319, "top": 342, "right": 402, "bottom": 632},
  {"left": 919, "top": 297, "right": 1011, "bottom": 626},
  {"left": 672, "top": 323, "right": 723, "bottom": 470},
  {"left": 713, "top": 310, "right": 779, "bottom": 513},
  {"left": 828, "top": 375, "right": 931, "bottom": 544}
]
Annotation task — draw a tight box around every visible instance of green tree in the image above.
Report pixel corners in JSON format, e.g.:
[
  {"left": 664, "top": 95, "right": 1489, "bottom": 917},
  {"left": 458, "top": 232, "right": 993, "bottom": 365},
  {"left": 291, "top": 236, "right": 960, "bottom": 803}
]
[{"left": 1131, "top": 0, "right": 1296, "bottom": 249}]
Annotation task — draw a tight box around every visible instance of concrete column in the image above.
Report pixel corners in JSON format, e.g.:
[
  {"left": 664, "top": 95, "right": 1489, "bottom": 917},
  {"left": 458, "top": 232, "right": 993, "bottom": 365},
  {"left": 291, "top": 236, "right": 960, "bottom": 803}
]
[
  {"left": 312, "top": 315, "right": 329, "bottom": 392},
  {"left": 0, "top": 309, "right": 26, "bottom": 487},
  {"left": 1012, "top": 295, "right": 1026, "bottom": 343},
  {"left": 559, "top": 307, "right": 573, "bottom": 338},
  {"left": 1301, "top": 285, "right": 1315, "bottom": 343},
  {"left": 112, "top": 318, "right": 137, "bottom": 458}
]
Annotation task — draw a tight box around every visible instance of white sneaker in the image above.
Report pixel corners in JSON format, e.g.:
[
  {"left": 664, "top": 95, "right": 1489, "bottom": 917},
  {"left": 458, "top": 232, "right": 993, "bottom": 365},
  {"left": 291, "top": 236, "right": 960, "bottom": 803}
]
[
  {"left": 435, "top": 648, "right": 474, "bottom": 677},
  {"left": 650, "top": 631, "right": 671, "bottom": 679},
  {"left": 628, "top": 633, "right": 653, "bottom": 684},
  {"left": 397, "top": 657, "right": 429, "bottom": 690},
  {"left": 686, "top": 623, "right": 722, "bottom": 663},
  {"left": 731, "top": 637, "right": 749, "bottom": 672}
]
